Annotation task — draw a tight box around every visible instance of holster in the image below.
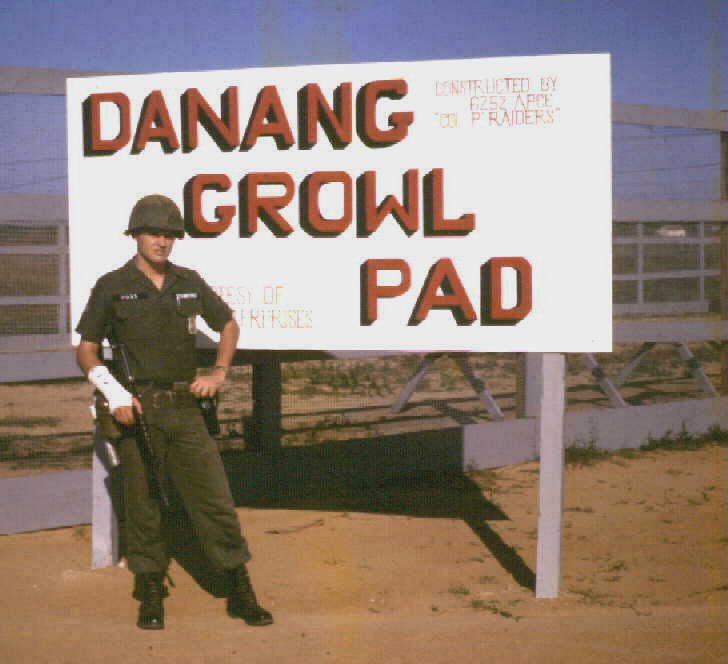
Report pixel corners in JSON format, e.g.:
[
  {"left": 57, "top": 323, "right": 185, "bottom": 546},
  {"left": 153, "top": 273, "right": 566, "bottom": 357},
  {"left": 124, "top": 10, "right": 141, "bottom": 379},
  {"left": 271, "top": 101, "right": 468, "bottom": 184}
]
[
  {"left": 94, "top": 390, "right": 127, "bottom": 440},
  {"left": 198, "top": 396, "right": 221, "bottom": 437}
]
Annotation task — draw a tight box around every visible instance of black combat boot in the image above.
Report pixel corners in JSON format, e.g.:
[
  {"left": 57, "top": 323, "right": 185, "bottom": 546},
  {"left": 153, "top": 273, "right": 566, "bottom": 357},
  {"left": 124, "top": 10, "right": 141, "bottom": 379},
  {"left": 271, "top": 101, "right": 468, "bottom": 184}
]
[
  {"left": 135, "top": 572, "right": 166, "bottom": 630},
  {"left": 226, "top": 564, "right": 273, "bottom": 626}
]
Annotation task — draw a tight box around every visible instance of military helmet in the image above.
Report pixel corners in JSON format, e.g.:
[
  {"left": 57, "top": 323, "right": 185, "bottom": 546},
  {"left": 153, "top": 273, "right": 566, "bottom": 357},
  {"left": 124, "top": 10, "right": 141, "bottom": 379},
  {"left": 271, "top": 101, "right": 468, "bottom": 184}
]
[{"left": 126, "top": 194, "right": 184, "bottom": 237}]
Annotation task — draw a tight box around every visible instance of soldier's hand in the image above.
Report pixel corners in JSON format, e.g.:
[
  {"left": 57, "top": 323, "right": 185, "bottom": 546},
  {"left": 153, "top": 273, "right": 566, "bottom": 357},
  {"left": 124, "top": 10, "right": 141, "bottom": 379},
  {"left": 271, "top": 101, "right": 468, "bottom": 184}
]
[
  {"left": 190, "top": 373, "right": 225, "bottom": 398},
  {"left": 112, "top": 397, "right": 143, "bottom": 426}
]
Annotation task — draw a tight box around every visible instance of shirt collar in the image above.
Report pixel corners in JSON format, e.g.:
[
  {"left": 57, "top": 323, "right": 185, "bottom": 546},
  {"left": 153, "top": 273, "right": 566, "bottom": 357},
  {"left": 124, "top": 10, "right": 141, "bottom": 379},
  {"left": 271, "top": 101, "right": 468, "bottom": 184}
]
[{"left": 122, "top": 258, "right": 187, "bottom": 293}]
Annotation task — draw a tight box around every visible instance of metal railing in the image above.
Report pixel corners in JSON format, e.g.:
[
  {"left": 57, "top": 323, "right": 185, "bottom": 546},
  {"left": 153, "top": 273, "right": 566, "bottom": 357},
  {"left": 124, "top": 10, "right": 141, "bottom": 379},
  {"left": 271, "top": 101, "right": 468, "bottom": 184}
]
[
  {"left": 613, "top": 220, "right": 722, "bottom": 315},
  {"left": 0, "top": 216, "right": 69, "bottom": 351}
]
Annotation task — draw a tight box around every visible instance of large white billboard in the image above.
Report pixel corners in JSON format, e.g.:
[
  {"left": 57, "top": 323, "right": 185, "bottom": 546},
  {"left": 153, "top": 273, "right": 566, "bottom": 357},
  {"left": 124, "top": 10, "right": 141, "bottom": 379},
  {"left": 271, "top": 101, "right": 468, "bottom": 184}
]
[{"left": 67, "top": 54, "right": 612, "bottom": 352}]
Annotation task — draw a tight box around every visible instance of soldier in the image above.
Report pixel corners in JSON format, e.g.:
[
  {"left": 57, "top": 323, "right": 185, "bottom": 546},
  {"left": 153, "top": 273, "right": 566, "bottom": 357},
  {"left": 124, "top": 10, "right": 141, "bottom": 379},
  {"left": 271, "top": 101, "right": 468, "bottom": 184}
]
[{"left": 76, "top": 194, "right": 273, "bottom": 630}]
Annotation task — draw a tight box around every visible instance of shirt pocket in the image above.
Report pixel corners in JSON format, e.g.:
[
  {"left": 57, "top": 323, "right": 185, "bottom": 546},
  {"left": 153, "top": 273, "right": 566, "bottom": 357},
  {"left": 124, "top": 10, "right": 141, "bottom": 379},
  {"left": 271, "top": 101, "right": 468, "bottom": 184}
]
[
  {"left": 175, "top": 295, "right": 203, "bottom": 318},
  {"left": 174, "top": 294, "right": 203, "bottom": 337},
  {"left": 112, "top": 299, "right": 158, "bottom": 340}
]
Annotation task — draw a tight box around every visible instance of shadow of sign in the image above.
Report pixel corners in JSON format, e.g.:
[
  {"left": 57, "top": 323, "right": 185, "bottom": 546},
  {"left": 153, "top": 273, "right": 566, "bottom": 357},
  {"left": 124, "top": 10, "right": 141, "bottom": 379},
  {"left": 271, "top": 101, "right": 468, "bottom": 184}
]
[{"left": 182, "top": 428, "right": 532, "bottom": 593}]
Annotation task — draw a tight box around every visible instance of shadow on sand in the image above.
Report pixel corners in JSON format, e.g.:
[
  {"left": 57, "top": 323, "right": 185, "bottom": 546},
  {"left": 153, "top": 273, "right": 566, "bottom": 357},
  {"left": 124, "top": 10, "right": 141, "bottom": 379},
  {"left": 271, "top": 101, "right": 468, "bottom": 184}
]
[{"left": 160, "top": 427, "right": 536, "bottom": 597}]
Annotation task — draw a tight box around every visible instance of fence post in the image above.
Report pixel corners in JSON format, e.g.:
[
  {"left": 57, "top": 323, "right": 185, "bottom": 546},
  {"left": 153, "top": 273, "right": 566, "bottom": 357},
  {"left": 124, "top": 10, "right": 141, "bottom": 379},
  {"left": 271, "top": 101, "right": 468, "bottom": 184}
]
[
  {"left": 722, "top": 219, "right": 728, "bottom": 391},
  {"left": 516, "top": 352, "right": 544, "bottom": 419},
  {"left": 250, "top": 358, "right": 283, "bottom": 450}
]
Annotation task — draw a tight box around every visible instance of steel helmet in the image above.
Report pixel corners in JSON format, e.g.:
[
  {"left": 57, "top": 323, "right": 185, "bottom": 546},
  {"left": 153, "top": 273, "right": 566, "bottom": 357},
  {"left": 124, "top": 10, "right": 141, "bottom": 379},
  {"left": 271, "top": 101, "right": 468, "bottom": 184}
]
[{"left": 126, "top": 194, "right": 184, "bottom": 237}]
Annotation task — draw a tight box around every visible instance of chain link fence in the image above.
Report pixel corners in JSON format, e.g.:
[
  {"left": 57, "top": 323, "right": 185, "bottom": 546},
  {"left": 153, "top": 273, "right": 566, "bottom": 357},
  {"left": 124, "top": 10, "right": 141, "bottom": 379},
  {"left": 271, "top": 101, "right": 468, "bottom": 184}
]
[{"left": 0, "top": 81, "right": 726, "bottom": 478}]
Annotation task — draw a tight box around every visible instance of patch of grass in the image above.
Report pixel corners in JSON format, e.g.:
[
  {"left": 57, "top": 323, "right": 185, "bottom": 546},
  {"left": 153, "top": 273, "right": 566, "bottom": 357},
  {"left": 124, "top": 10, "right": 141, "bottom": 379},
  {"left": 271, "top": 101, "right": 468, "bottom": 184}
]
[
  {"left": 614, "top": 447, "right": 641, "bottom": 459},
  {"left": 565, "top": 440, "right": 609, "bottom": 467},
  {"left": 72, "top": 525, "right": 90, "bottom": 541},
  {"left": 300, "top": 360, "right": 396, "bottom": 398},
  {"left": 318, "top": 414, "right": 353, "bottom": 429},
  {"left": 466, "top": 467, "right": 498, "bottom": 491},
  {"left": 564, "top": 425, "right": 728, "bottom": 468},
  {"left": 642, "top": 425, "right": 728, "bottom": 452},
  {"left": 469, "top": 599, "right": 521, "bottom": 621},
  {"left": 687, "top": 492, "right": 711, "bottom": 505},
  {"left": 299, "top": 383, "right": 320, "bottom": 397},
  {"left": 505, "top": 481, "right": 531, "bottom": 490},
  {"left": 0, "top": 416, "right": 62, "bottom": 428},
  {"left": 448, "top": 584, "right": 470, "bottom": 596},
  {"left": 226, "top": 366, "right": 252, "bottom": 384},
  {"left": 570, "top": 587, "right": 613, "bottom": 606}
]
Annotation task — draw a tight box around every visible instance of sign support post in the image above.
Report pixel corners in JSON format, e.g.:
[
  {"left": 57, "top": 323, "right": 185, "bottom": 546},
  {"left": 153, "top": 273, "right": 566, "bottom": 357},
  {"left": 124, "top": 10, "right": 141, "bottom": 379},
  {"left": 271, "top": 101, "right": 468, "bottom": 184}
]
[
  {"left": 535, "top": 352, "right": 566, "bottom": 598},
  {"left": 91, "top": 431, "right": 120, "bottom": 568}
]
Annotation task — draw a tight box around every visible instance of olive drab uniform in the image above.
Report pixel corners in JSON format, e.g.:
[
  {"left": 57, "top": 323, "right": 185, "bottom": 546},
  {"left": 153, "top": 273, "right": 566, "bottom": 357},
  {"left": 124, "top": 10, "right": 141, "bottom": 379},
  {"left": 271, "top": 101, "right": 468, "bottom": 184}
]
[{"left": 76, "top": 259, "right": 251, "bottom": 574}]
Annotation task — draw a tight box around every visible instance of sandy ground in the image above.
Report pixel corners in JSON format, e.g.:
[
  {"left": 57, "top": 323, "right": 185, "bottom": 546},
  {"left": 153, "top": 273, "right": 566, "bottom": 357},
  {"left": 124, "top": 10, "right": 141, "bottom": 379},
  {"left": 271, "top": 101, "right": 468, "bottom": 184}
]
[{"left": 1, "top": 443, "right": 726, "bottom": 664}]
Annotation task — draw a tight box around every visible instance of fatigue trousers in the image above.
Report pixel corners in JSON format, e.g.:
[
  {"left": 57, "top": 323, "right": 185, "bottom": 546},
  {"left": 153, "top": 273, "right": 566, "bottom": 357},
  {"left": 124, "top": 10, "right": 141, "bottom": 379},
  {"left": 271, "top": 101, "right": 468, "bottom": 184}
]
[{"left": 117, "top": 393, "right": 251, "bottom": 574}]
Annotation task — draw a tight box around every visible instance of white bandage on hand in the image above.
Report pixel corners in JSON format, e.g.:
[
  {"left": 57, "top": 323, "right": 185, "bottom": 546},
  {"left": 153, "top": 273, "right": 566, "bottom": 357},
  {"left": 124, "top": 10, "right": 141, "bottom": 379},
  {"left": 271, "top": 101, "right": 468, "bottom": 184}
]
[{"left": 88, "top": 365, "right": 133, "bottom": 414}]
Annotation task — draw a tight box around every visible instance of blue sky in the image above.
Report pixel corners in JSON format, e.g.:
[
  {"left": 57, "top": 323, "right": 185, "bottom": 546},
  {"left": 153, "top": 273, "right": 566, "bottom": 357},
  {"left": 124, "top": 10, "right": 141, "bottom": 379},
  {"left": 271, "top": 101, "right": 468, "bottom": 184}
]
[
  {"left": 1, "top": 1, "right": 724, "bottom": 194},
  {"left": 0, "top": 0, "right": 725, "bottom": 110}
]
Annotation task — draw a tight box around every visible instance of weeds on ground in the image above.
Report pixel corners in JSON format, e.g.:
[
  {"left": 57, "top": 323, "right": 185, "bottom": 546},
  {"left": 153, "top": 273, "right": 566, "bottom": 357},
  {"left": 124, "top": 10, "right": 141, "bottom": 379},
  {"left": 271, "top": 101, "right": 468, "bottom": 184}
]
[
  {"left": 446, "top": 580, "right": 522, "bottom": 620},
  {"left": 642, "top": 424, "right": 728, "bottom": 451},
  {"left": 564, "top": 425, "right": 728, "bottom": 468},
  {"left": 565, "top": 440, "right": 610, "bottom": 467},
  {"left": 0, "top": 416, "right": 62, "bottom": 428},
  {"left": 447, "top": 583, "right": 471, "bottom": 597},
  {"left": 469, "top": 599, "right": 522, "bottom": 620},
  {"left": 465, "top": 467, "right": 498, "bottom": 491},
  {"left": 569, "top": 587, "right": 614, "bottom": 606},
  {"left": 286, "top": 360, "right": 398, "bottom": 398},
  {"left": 72, "top": 525, "right": 90, "bottom": 541}
]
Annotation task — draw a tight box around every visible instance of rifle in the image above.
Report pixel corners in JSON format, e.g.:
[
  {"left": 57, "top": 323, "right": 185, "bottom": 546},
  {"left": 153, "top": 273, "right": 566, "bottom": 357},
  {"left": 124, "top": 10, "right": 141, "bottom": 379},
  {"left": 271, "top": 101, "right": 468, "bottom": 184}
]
[{"left": 113, "top": 341, "right": 171, "bottom": 509}]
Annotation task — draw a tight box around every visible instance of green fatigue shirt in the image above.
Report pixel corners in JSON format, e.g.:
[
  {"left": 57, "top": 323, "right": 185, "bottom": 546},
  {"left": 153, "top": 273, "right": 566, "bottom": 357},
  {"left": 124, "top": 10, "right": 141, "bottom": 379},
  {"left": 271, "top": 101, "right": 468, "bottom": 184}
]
[{"left": 76, "top": 259, "right": 233, "bottom": 384}]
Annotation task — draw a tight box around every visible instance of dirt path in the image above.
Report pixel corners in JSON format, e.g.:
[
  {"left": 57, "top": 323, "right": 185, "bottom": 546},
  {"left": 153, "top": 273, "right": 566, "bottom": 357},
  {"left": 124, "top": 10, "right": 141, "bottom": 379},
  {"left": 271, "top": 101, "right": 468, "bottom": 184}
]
[{"left": 1, "top": 444, "right": 726, "bottom": 663}]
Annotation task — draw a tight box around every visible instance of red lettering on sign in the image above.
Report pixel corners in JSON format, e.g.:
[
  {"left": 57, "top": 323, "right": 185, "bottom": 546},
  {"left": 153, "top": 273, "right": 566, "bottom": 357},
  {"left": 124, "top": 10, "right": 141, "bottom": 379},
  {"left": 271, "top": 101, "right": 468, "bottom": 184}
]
[
  {"left": 241, "top": 86, "right": 295, "bottom": 150},
  {"left": 482, "top": 257, "right": 533, "bottom": 324},
  {"left": 409, "top": 258, "right": 477, "bottom": 325},
  {"left": 424, "top": 169, "right": 475, "bottom": 235},
  {"left": 358, "top": 79, "right": 414, "bottom": 146},
  {"left": 83, "top": 92, "right": 131, "bottom": 155},
  {"left": 360, "top": 259, "right": 412, "bottom": 324},
  {"left": 83, "top": 80, "right": 414, "bottom": 154},
  {"left": 299, "top": 83, "right": 353, "bottom": 149},
  {"left": 301, "top": 171, "right": 353, "bottom": 236},
  {"left": 240, "top": 172, "right": 295, "bottom": 237},
  {"left": 182, "top": 87, "right": 240, "bottom": 152},
  {"left": 359, "top": 169, "right": 419, "bottom": 236},
  {"left": 184, "top": 174, "right": 235, "bottom": 236},
  {"left": 132, "top": 90, "right": 180, "bottom": 153}
]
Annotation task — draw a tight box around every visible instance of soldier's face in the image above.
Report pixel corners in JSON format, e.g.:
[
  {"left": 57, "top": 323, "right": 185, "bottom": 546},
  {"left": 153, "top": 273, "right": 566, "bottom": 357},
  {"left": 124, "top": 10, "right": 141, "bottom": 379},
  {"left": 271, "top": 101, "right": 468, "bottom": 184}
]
[{"left": 135, "top": 231, "right": 176, "bottom": 266}]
